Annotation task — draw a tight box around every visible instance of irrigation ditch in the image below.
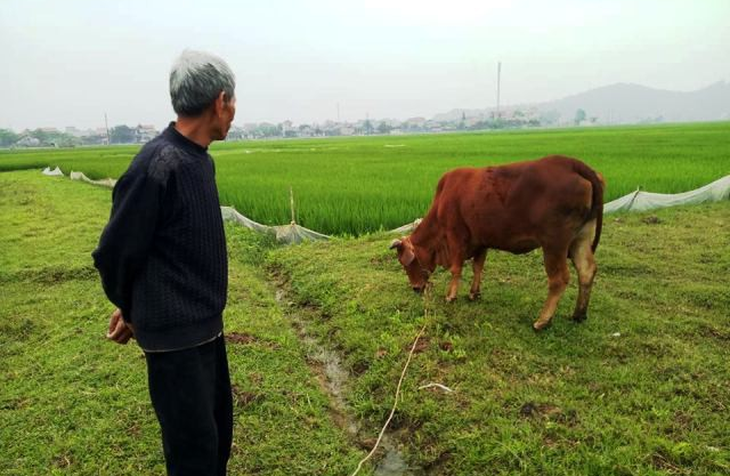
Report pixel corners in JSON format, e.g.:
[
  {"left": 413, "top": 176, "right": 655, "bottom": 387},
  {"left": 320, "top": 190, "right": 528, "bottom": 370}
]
[{"left": 270, "top": 273, "right": 424, "bottom": 476}]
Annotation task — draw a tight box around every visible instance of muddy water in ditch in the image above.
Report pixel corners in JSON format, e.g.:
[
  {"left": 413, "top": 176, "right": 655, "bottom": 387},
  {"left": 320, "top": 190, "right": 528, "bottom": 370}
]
[{"left": 275, "top": 289, "right": 419, "bottom": 476}]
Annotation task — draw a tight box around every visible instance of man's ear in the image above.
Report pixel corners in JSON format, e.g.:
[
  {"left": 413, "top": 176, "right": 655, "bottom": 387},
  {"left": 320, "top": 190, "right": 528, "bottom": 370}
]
[{"left": 214, "top": 91, "right": 226, "bottom": 116}]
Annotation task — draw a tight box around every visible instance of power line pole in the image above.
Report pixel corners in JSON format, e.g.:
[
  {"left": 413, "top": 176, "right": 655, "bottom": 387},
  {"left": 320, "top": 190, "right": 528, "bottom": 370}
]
[
  {"left": 104, "top": 112, "right": 110, "bottom": 145},
  {"left": 496, "top": 61, "right": 501, "bottom": 120}
]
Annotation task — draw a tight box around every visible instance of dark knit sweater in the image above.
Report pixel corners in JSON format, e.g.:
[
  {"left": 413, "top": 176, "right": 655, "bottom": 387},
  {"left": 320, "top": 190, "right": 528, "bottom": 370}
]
[{"left": 92, "top": 123, "right": 228, "bottom": 351}]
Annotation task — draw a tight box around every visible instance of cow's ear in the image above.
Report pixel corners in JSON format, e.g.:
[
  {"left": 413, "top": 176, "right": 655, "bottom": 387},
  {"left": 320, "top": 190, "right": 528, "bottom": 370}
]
[
  {"left": 400, "top": 247, "right": 416, "bottom": 266},
  {"left": 389, "top": 239, "right": 402, "bottom": 250}
]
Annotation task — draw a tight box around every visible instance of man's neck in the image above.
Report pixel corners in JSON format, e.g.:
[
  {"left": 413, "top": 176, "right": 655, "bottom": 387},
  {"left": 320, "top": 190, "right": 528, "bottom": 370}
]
[{"left": 174, "top": 117, "right": 212, "bottom": 148}]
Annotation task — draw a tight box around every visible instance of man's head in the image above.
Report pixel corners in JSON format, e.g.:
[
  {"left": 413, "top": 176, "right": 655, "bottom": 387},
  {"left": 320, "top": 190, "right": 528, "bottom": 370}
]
[{"left": 170, "top": 50, "right": 236, "bottom": 141}]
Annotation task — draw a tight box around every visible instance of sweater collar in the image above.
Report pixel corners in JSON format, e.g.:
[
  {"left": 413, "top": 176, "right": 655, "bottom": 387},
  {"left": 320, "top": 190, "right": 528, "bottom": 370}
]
[{"left": 163, "top": 122, "right": 209, "bottom": 155}]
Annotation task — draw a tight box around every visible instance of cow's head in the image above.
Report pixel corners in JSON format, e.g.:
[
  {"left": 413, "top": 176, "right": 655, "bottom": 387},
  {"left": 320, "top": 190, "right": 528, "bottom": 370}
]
[{"left": 390, "top": 236, "right": 432, "bottom": 293}]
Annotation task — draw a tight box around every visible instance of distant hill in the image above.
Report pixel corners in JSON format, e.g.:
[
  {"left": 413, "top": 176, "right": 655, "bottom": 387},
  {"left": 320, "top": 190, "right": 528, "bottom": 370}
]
[{"left": 434, "top": 81, "right": 730, "bottom": 125}]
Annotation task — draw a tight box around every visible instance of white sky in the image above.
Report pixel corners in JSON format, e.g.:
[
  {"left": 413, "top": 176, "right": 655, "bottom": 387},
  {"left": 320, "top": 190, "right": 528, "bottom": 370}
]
[{"left": 1, "top": 0, "right": 728, "bottom": 130}]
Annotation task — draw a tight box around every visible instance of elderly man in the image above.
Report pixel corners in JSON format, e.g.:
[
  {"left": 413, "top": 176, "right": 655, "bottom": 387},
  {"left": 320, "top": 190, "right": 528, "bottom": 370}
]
[{"left": 92, "top": 50, "right": 236, "bottom": 476}]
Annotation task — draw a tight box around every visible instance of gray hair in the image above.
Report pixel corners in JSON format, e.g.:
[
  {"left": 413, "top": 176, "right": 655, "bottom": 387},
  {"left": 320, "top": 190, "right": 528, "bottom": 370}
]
[{"left": 169, "top": 49, "right": 236, "bottom": 116}]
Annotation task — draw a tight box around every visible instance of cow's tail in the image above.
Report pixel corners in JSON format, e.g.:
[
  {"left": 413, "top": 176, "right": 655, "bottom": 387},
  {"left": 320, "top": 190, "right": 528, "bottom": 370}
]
[{"left": 572, "top": 160, "right": 605, "bottom": 253}]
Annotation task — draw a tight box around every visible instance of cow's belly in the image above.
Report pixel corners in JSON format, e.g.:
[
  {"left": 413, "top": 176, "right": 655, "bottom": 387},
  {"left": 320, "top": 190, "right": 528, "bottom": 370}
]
[
  {"left": 492, "top": 239, "right": 540, "bottom": 255},
  {"left": 467, "top": 217, "right": 540, "bottom": 254}
]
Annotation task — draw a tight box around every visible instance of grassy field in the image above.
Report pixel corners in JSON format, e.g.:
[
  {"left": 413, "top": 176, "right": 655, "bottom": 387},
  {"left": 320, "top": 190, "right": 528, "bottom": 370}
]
[
  {"left": 2, "top": 165, "right": 729, "bottom": 474},
  {"left": 2, "top": 122, "right": 729, "bottom": 234},
  {"left": 268, "top": 204, "right": 730, "bottom": 475},
  {"left": 0, "top": 171, "right": 363, "bottom": 475}
]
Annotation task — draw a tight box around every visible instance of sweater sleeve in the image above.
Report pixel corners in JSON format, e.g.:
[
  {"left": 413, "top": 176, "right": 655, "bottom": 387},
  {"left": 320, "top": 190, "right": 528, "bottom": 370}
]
[{"left": 92, "top": 171, "right": 165, "bottom": 321}]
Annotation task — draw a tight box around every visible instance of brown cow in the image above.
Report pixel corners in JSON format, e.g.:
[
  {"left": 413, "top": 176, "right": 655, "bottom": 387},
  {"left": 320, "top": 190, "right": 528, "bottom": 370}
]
[{"left": 391, "top": 155, "right": 604, "bottom": 331}]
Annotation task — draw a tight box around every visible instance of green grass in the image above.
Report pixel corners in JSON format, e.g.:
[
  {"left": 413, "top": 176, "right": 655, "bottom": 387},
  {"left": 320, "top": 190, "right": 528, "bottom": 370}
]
[
  {"left": 0, "top": 171, "right": 365, "bottom": 475},
  {"left": 2, "top": 167, "right": 729, "bottom": 475},
  {"left": 266, "top": 204, "right": 730, "bottom": 475},
  {"left": 2, "top": 122, "right": 729, "bottom": 234}
]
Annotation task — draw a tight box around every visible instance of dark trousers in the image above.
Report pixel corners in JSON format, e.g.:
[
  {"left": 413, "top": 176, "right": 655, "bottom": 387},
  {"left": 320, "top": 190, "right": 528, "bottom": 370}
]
[{"left": 145, "top": 335, "right": 233, "bottom": 476}]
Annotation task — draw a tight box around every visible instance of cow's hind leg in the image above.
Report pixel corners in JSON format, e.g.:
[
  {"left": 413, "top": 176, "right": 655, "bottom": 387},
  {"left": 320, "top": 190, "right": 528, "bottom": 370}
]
[
  {"left": 569, "top": 220, "right": 598, "bottom": 322},
  {"left": 533, "top": 247, "right": 570, "bottom": 331},
  {"left": 469, "top": 249, "right": 487, "bottom": 301}
]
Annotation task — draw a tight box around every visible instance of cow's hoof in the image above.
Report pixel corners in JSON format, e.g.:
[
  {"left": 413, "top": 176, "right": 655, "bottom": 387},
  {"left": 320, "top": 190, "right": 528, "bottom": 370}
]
[
  {"left": 572, "top": 312, "right": 587, "bottom": 323},
  {"left": 468, "top": 292, "right": 481, "bottom": 301},
  {"left": 532, "top": 320, "right": 551, "bottom": 332},
  {"left": 445, "top": 296, "right": 456, "bottom": 304}
]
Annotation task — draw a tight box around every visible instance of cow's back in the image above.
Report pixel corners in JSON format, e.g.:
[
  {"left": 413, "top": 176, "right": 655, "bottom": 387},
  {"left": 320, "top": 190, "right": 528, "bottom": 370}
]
[{"left": 434, "top": 156, "right": 597, "bottom": 253}]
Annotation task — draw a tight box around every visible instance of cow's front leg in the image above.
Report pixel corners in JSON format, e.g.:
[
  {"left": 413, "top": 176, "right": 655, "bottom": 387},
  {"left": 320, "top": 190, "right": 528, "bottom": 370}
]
[
  {"left": 446, "top": 262, "right": 463, "bottom": 303},
  {"left": 469, "top": 249, "right": 487, "bottom": 301}
]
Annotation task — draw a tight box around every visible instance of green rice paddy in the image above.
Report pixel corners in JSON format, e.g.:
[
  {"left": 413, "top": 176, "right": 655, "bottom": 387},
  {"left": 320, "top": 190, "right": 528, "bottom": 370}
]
[{"left": 2, "top": 122, "right": 728, "bottom": 235}]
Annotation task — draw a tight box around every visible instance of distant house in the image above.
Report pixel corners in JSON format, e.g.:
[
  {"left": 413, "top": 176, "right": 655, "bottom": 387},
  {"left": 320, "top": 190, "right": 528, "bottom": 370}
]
[
  {"left": 225, "top": 126, "right": 246, "bottom": 141},
  {"left": 135, "top": 124, "right": 158, "bottom": 143},
  {"left": 82, "top": 134, "right": 108, "bottom": 146},
  {"left": 241, "top": 123, "right": 259, "bottom": 137},
  {"left": 279, "top": 120, "right": 292, "bottom": 135},
  {"left": 298, "top": 125, "right": 314, "bottom": 138},
  {"left": 405, "top": 117, "right": 426, "bottom": 127},
  {"left": 65, "top": 127, "right": 100, "bottom": 138}
]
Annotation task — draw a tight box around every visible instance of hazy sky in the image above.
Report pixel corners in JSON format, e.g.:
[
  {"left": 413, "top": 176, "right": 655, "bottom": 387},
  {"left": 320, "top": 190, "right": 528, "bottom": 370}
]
[{"left": 1, "top": 0, "right": 728, "bottom": 130}]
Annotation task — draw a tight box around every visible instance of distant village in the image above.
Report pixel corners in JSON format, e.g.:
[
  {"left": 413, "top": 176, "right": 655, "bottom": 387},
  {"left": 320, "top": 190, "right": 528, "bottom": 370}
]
[
  {"left": 3, "top": 80, "right": 726, "bottom": 148},
  {"left": 0, "top": 106, "right": 564, "bottom": 148},
  {"left": 0, "top": 124, "right": 159, "bottom": 148},
  {"left": 228, "top": 106, "right": 547, "bottom": 140}
]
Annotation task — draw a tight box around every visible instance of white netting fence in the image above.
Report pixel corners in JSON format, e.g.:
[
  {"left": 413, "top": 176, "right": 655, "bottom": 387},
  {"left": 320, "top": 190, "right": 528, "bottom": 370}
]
[
  {"left": 44, "top": 168, "right": 730, "bottom": 244},
  {"left": 42, "top": 166, "right": 64, "bottom": 176},
  {"left": 603, "top": 175, "right": 730, "bottom": 213}
]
